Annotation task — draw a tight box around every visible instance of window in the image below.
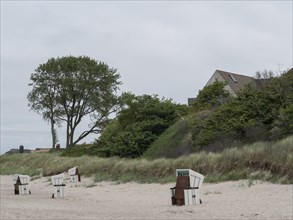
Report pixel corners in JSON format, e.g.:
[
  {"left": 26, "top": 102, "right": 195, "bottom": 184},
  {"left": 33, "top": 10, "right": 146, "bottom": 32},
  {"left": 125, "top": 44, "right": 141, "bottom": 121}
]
[{"left": 229, "top": 74, "right": 238, "bottom": 83}]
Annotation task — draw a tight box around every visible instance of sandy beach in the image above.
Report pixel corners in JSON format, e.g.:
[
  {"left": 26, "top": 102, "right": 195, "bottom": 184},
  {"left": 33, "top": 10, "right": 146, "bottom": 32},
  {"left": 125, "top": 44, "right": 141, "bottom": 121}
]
[{"left": 0, "top": 175, "right": 292, "bottom": 219}]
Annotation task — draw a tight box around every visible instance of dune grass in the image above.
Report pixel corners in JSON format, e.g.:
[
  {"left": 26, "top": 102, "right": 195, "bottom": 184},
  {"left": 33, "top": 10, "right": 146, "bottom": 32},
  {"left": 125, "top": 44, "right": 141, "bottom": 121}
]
[
  {"left": 1, "top": 135, "right": 292, "bottom": 184},
  {"left": 143, "top": 113, "right": 198, "bottom": 159}
]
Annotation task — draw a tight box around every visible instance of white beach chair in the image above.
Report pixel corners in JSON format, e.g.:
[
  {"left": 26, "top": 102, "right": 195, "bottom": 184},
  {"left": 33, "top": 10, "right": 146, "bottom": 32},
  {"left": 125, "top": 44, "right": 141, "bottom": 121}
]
[
  {"left": 170, "top": 169, "right": 204, "bottom": 205},
  {"left": 68, "top": 166, "right": 81, "bottom": 183},
  {"left": 13, "top": 174, "right": 30, "bottom": 195},
  {"left": 51, "top": 173, "right": 66, "bottom": 198}
]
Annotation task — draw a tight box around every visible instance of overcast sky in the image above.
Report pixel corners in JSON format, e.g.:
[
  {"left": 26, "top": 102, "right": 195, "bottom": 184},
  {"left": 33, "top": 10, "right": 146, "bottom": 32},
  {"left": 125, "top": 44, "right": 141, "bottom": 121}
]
[{"left": 1, "top": 1, "right": 292, "bottom": 154}]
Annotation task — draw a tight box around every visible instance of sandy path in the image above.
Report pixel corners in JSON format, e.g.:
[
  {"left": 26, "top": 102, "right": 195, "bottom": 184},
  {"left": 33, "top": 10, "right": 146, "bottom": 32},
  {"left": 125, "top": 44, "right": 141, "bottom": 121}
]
[{"left": 0, "top": 175, "right": 292, "bottom": 219}]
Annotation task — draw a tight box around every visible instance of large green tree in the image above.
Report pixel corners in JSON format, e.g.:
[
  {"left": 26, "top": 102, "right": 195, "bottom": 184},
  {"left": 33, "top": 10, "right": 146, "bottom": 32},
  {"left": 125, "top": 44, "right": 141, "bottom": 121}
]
[{"left": 28, "top": 56, "right": 121, "bottom": 148}]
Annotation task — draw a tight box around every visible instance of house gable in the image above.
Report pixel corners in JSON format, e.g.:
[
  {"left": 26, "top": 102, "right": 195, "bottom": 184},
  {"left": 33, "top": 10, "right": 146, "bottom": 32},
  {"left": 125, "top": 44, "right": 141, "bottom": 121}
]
[
  {"left": 205, "top": 70, "right": 237, "bottom": 97},
  {"left": 217, "top": 70, "right": 257, "bottom": 94},
  {"left": 188, "top": 69, "right": 265, "bottom": 106}
]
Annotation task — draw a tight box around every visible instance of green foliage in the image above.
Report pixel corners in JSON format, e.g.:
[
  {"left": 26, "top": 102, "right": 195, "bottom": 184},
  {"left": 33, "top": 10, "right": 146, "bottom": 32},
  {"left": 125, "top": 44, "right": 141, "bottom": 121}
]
[
  {"left": 28, "top": 56, "right": 121, "bottom": 148},
  {"left": 90, "top": 93, "right": 189, "bottom": 158},
  {"left": 262, "top": 69, "right": 293, "bottom": 129},
  {"left": 193, "top": 99, "right": 259, "bottom": 148},
  {"left": 61, "top": 144, "right": 92, "bottom": 157},
  {"left": 192, "top": 68, "right": 293, "bottom": 150},
  {"left": 270, "top": 104, "right": 293, "bottom": 139},
  {"left": 142, "top": 119, "right": 191, "bottom": 159},
  {"left": 143, "top": 111, "right": 212, "bottom": 159},
  {"left": 192, "top": 81, "right": 230, "bottom": 111}
]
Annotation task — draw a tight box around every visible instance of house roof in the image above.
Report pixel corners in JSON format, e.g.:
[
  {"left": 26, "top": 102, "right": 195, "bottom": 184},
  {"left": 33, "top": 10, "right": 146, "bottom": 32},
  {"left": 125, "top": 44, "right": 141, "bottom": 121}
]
[
  {"left": 188, "top": 69, "right": 270, "bottom": 106},
  {"left": 215, "top": 70, "right": 257, "bottom": 94}
]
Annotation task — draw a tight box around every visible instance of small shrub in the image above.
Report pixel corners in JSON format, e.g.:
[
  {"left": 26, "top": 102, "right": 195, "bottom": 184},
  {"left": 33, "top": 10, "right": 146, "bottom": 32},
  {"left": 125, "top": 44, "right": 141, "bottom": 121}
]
[{"left": 61, "top": 144, "right": 92, "bottom": 157}]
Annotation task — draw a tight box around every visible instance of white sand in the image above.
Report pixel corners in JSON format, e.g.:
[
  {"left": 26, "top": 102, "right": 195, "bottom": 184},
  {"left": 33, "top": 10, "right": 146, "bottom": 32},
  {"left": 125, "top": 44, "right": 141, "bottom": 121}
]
[{"left": 1, "top": 175, "right": 292, "bottom": 219}]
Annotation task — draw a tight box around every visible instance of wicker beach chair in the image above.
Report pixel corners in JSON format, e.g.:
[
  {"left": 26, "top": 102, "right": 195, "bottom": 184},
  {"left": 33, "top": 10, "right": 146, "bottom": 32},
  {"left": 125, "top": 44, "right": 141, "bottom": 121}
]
[
  {"left": 51, "top": 173, "right": 66, "bottom": 198},
  {"left": 13, "top": 174, "right": 31, "bottom": 195},
  {"left": 170, "top": 169, "right": 204, "bottom": 205},
  {"left": 68, "top": 166, "right": 81, "bottom": 183}
]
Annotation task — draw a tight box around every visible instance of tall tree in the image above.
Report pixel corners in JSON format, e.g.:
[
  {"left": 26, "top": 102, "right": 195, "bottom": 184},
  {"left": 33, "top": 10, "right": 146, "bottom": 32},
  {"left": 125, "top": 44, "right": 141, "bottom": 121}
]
[
  {"left": 27, "top": 63, "right": 61, "bottom": 148},
  {"left": 28, "top": 56, "right": 121, "bottom": 148}
]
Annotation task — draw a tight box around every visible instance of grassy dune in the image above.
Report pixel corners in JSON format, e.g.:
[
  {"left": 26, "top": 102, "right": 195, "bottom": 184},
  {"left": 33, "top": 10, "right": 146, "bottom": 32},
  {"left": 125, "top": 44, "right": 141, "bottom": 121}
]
[{"left": 1, "top": 135, "right": 292, "bottom": 184}]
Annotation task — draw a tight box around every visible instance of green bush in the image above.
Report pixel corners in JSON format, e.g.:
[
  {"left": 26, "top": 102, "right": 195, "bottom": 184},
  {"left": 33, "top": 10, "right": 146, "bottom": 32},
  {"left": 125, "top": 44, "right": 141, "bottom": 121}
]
[
  {"left": 61, "top": 144, "right": 92, "bottom": 157},
  {"left": 192, "top": 81, "right": 230, "bottom": 111},
  {"left": 90, "top": 94, "right": 189, "bottom": 158}
]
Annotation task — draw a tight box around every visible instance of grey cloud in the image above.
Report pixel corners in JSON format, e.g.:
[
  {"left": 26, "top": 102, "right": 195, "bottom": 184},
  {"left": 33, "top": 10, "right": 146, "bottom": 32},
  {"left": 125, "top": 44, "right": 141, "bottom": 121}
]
[{"left": 1, "top": 1, "right": 292, "bottom": 153}]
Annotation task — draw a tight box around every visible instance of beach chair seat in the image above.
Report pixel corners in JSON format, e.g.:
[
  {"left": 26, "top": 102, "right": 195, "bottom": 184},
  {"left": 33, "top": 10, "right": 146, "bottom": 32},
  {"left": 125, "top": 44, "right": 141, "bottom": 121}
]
[
  {"left": 170, "top": 169, "right": 204, "bottom": 206},
  {"left": 171, "top": 176, "right": 189, "bottom": 205}
]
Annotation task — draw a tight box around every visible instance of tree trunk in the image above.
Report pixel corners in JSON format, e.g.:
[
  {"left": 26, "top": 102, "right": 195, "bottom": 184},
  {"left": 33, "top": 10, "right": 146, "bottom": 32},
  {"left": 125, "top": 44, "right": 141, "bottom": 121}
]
[
  {"left": 66, "top": 125, "right": 69, "bottom": 148},
  {"left": 50, "top": 119, "right": 56, "bottom": 149},
  {"left": 66, "top": 122, "right": 70, "bottom": 148}
]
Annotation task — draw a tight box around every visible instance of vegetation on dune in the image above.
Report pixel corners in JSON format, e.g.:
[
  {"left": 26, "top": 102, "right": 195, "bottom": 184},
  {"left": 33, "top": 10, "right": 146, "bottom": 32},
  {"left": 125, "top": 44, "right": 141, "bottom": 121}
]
[
  {"left": 22, "top": 59, "right": 293, "bottom": 184},
  {"left": 144, "top": 68, "right": 293, "bottom": 158},
  {"left": 191, "top": 68, "right": 293, "bottom": 150},
  {"left": 27, "top": 58, "right": 292, "bottom": 160},
  {"left": 87, "top": 93, "right": 189, "bottom": 158},
  {"left": 191, "top": 81, "right": 230, "bottom": 112},
  {"left": 48, "top": 68, "right": 293, "bottom": 162},
  {"left": 143, "top": 112, "right": 201, "bottom": 159},
  {"left": 1, "top": 135, "right": 292, "bottom": 184}
]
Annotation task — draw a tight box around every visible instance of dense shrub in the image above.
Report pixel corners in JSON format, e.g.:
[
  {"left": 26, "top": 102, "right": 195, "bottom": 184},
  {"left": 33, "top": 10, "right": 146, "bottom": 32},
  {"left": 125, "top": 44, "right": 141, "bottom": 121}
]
[
  {"left": 270, "top": 104, "right": 293, "bottom": 139},
  {"left": 192, "top": 81, "right": 230, "bottom": 111},
  {"left": 61, "top": 144, "right": 92, "bottom": 157},
  {"left": 89, "top": 94, "right": 189, "bottom": 158},
  {"left": 143, "top": 116, "right": 191, "bottom": 159}
]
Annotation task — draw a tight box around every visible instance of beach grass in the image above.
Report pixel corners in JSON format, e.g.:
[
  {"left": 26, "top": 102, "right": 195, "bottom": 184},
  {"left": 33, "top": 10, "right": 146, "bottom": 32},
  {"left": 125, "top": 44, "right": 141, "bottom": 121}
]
[{"left": 1, "top": 135, "right": 292, "bottom": 184}]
